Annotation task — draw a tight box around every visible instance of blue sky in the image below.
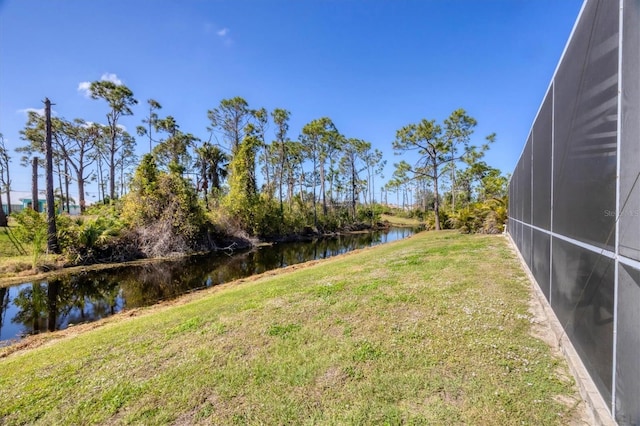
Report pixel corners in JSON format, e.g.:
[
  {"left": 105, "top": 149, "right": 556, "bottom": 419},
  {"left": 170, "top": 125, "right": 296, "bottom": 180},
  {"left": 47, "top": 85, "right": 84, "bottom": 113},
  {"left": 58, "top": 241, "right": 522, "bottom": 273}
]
[{"left": 0, "top": 0, "right": 583, "bottom": 202}]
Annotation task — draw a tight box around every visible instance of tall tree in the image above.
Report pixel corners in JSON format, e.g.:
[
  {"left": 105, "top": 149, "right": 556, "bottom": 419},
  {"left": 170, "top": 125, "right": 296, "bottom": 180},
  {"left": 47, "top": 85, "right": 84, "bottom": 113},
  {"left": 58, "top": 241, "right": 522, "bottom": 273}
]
[
  {"left": 392, "top": 117, "right": 448, "bottom": 228},
  {"left": 252, "top": 108, "right": 271, "bottom": 194},
  {"left": 117, "top": 132, "right": 138, "bottom": 197},
  {"left": 362, "top": 146, "right": 385, "bottom": 206},
  {"left": 443, "top": 109, "right": 477, "bottom": 211},
  {"left": 136, "top": 99, "right": 162, "bottom": 153},
  {"left": 17, "top": 111, "right": 47, "bottom": 212},
  {"left": 89, "top": 80, "right": 138, "bottom": 201},
  {"left": 393, "top": 109, "right": 491, "bottom": 230},
  {"left": 153, "top": 116, "right": 196, "bottom": 174},
  {"left": 44, "top": 98, "right": 59, "bottom": 253},
  {"left": 340, "top": 138, "right": 370, "bottom": 218},
  {"left": 49, "top": 118, "right": 74, "bottom": 213},
  {"left": 195, "top": 142, "right": 228, "bottom": 207},
  {"left": 224, "top": 127, "right": 262, "bottom": 231},
  {"left": 17, "top": 112, "right": 46, "bottom": 162},
  {"left": 207, "top": 97, "right": 251, "bottom": 155},
  {"left": 60, "top": 119, "right": 100, "bottom": 213},
  {"left": 0, "top": 133, "right": 11, "bottom": 215},
  {"left": 300, "top": 117, "right": 340, "bottom": 225},
  {"left": 18, "top": 113, "right": 86, "bottom": 212},
  {"left": 286, "top": 140, "right": 305, "bottom": 208},
  {"left": 271, "top": 108, "right": 291, "bottom": 214}
]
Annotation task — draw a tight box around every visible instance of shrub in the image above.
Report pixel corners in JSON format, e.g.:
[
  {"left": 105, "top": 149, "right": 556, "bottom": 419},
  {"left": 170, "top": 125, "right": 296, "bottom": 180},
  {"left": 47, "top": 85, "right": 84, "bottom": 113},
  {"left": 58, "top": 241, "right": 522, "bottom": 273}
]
[{"left": 11, "top": 209, "right": 47, "bottom": 267}]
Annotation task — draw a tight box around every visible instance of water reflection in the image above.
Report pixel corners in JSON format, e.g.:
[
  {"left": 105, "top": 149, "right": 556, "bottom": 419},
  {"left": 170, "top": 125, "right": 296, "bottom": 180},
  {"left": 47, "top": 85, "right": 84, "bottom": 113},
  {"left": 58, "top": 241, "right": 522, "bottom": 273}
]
[{"left": 0, "top": 227, "right": 418, "bottom": 345}]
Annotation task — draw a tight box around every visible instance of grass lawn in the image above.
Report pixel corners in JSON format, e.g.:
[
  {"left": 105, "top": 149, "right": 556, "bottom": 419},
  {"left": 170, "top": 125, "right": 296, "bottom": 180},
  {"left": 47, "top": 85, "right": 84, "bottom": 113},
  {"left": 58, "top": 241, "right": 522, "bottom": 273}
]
[
  {"left": 380, "top": 213, "right": 424, "bottom": 227},
  {"left": 0, "top": 223, "right": 25, "bottom": 258},
  {"left": 0, "top": 231, "right": 584, "bottom": 425},
  {"left": 0, "top": 224, "right": 35, "bottom": 278},
  {"left": 0, "top": 221, "right": 66, "bottom": 281}
]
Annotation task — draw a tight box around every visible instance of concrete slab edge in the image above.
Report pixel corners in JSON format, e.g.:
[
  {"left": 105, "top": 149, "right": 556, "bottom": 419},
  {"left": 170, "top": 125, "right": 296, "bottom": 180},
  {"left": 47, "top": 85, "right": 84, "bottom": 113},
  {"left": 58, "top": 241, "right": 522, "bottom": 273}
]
[{"left": 505, "top": 234, "right": 617, "bottom": 426}]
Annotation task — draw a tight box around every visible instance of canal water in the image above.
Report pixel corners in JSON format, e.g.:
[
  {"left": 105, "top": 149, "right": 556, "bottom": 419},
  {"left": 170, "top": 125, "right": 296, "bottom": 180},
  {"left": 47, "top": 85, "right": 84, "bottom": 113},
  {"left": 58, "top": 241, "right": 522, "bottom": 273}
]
[{"left": 0, "top": 227, "right": 418, "bottom": 345}]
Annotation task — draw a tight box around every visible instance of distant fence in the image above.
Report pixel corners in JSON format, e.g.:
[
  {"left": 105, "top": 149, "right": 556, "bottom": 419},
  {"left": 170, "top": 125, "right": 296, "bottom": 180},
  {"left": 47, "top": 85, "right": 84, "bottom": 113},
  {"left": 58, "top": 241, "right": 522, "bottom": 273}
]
[
  {"left": 2, "top": 204, "right": 81, "bottom": 216},
  {"left": 507, "top": 0, "right": 639, "bottom": 424},
  {"left": 1, "top": 205, "right": 24, "bottom": 215}
]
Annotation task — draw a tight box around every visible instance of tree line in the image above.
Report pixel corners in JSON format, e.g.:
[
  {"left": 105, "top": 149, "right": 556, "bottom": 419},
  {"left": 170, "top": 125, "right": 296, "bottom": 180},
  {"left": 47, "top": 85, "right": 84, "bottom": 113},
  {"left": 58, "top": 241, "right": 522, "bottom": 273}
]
[{"left": 0, "top": 78, "right": 508, "bottom": 264}]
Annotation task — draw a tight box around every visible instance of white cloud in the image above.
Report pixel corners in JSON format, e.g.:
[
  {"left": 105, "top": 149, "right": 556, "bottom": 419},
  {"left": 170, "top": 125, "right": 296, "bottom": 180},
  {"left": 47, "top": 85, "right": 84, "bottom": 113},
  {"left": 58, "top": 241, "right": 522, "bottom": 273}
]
[
  {"left": 77, "top": 73, "right": 123, "bottom": 97},
  {"left": 77, "top": 81, "right": 92, "bottom": 98},
  {"left": 217, "top": 28, "right": 229, "bottom": 37},
  {"left": 100, "top": 73, "right": 122, "bottom": 85},
  {"left": 116, "top": 124, "right": 127, "bottom": 132},
  {"left": 17, "top": 107, "right": 45, "bottom": 116}
]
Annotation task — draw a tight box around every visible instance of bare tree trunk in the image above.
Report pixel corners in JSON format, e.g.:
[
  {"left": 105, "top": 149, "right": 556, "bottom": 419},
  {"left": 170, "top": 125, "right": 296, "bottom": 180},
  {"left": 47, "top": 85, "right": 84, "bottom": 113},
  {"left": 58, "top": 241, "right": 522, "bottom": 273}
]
[
  {"left": 278, "top": 149, "right": 286, "bottom": 215},
  {"left": 287, "top": 167, "right": 294, "bottom": 209},
  {"left": 319, "top": 162, "right": 326, "bottom": 216},
  {"left": 109, "top": 148, "right": 116, "bottom": 201},
  {"left": 97, "top": 156, "right": 104, "bottom": 203},
  {"left": 5, "top": 187, "right": 10, "bottom": 214},
  {"left": 370, "top": 166, "right": 375, "bottom": 206},
  {"left": 450, "top": 154, "right": 457, "bottom": 212},
  {"left": 119, "top": 154, "right": 125, "bottom": 198},
  {"left": 4, "top": 164, "right": 11, "bottom": 214},
  {"left": 263, "top": 144, "right": 271, "bottom": 194},
  {"left": 64, "top": 160, "right": 70, "bottom": 213},
  {"left": 44, "top": 98, "right": 59, "bottom": 253},
  {"left": 78, "top": 175, "right": 86, "bottom": 213},
  {"left": 56, "top": 158, "right": 63, "bottom": 212},
  {"left": 312, "top": 157, "right": 317, "bottom": 228},
  {"left": 298, "top": 167, "right": 306, "bottom": 206},
  {"left": 351, "top": 157, "right": 357, "bottom": 219},
  {"left": 0, "top": 201, "right": 7, "bottom": 226},
  {"left": 433, "top": 161, "right": 441, "bottom": 231},
  {"left": 32, "top": 157, "right": 39, "bottom": 212}
]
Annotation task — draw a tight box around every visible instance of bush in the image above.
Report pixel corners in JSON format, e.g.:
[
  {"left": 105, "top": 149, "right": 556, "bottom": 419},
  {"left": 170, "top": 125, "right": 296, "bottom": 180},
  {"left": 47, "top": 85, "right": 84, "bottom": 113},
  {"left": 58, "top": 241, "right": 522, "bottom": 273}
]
[
  {"left": 356, "top": 205, "right": 382, "bottom": 224},
  {"left": 122, "top": 157, "right": 207, "bottom": 256},
  {"left": 424, "top": 209, "right": 450, "bottom": 231},
  {"left": 57, "top": 214, "right": 125, "bottom": 263},
  {"left": 11, "top": 209, "right": 47, "bottom": 267},
  {"left": 447, "top": 197, "right": 507, "bottom": 234}
]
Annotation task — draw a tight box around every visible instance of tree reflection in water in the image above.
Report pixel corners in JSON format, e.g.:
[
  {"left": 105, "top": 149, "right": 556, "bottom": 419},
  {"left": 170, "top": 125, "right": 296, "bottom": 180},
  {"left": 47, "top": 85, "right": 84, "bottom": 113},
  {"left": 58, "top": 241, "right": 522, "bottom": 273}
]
[{"left": 1, "top": 227, "right": 419, "bottom": 344}]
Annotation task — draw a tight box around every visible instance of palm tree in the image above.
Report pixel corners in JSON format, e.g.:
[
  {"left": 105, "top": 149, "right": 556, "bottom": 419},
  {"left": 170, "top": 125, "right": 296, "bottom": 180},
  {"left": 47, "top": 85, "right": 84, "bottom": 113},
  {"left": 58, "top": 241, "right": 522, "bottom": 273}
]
[{"left": 195, "top": 142, "right": 228, "bottom": 208}]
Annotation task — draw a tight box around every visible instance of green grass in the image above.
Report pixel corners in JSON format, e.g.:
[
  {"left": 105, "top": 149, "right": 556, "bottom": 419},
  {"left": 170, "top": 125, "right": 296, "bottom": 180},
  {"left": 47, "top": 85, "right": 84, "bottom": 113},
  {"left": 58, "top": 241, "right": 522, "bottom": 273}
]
[
  {"left": 0, "top": 231, "right": 583, "bottom": 425},
  {"left": 380, "top": 213, "right": 424, "bottom": 226},
  {"left": 0, "top": 223, "right": 36, "bottom": 278},
  {"left": 0, "top": 224, "right": 25, "bottom": 258},
  {"left": 0, "top": 219, "right": 66, "bottom": 281}
]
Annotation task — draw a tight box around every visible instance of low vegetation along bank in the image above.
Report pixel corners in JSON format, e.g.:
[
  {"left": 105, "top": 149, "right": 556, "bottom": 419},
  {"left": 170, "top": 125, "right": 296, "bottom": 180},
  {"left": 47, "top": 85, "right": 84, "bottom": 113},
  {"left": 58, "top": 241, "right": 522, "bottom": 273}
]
[{"left": 0, "top": 231, "right": 584, "bottom": 425}]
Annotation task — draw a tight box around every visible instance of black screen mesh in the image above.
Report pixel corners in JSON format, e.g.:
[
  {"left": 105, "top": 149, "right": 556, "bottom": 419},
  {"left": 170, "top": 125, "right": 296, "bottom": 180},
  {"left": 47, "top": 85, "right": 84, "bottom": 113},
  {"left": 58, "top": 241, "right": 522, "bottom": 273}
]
[
  {"left": 522, "top": 138, "right": 532, "bottom": 225},
  {"left": 522, "top": 224, "right": 532, "bottom": 269},
  {"left": 532, "top": 89, "right": 553, "bottom": 229},
  {"left": 532, "top": 230, "right": 551, "bottom": 300},
  {"left": 619, "top": 0, "right": 640, "bottom": 262},
  {"left": 615, "top": 264, "right": 640, "bottom": 424},
  {"left": 552, "top": 0, "right": 618, "bottom": 250},
  {"left": 551, "top": 237, "right": 614, "bottom": 401},
  {"left": 506, "top": 1, "right": 638, "bottom": 420}
]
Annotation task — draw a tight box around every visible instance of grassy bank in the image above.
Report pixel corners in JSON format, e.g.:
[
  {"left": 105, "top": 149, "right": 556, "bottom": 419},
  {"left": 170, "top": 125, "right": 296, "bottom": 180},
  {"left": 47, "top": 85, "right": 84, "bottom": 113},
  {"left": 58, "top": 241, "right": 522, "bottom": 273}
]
[
  {"left": 0, "top": 231, "right": 583, "bottom": 425},
  {"left": 0, "top": 224, "right": 24, "bottom": 258},
  {"left": 380, "top": 213, "right": 424, "bottom": 227},
  {"left": 0, "top": 222, "right": 57, "bottom": 280}
]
